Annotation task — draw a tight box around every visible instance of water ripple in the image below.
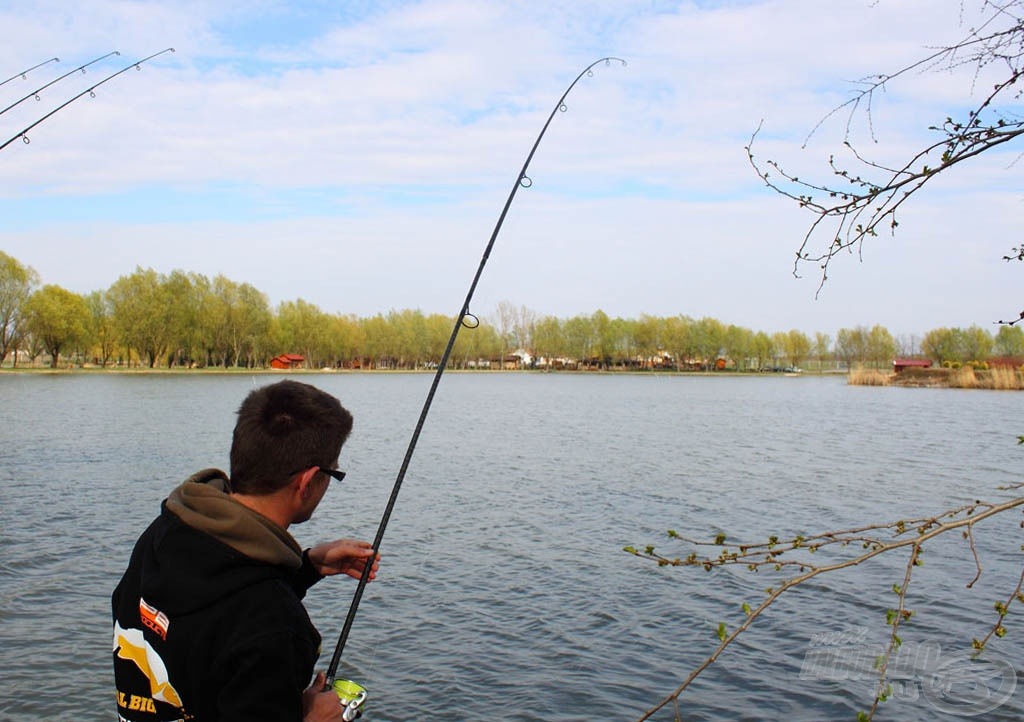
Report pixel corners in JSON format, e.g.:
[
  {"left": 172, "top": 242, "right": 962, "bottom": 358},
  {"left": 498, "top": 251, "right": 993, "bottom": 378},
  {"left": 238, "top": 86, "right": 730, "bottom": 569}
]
[{"left": 2, "top": 373, "right": 1023, "bottom": 720}]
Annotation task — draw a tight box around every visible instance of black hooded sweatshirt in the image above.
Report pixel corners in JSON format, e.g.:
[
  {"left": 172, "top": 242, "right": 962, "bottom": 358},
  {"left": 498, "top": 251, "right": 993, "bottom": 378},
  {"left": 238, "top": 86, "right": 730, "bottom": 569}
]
[{"left": 112, "top": 470, "right": 324, "bottom": 722}]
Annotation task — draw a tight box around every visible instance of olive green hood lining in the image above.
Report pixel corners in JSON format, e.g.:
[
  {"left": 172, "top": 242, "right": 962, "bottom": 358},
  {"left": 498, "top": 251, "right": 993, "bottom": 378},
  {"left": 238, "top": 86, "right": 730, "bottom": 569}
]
[{"left": 165, "top": 468, "right": 303, "bottom": 570}]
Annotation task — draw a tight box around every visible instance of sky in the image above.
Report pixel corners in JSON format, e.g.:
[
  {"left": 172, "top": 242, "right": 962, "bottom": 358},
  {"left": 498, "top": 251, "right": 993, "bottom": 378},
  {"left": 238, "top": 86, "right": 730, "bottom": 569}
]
[{"left": 0, "top": 0, "right": 1021, "bottom": 341}]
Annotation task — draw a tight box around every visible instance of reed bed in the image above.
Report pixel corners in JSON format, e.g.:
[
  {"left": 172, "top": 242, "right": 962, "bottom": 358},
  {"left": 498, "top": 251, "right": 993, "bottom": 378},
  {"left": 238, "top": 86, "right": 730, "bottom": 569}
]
[
  {"left": 847, "top": 367, "right": 892, "bottom": 386},
  {"left": 951, "top": 366, "right": 1024, "bottom": 390},
  {"left": 849, "top": 365, "right": 1024, "bottom": 389}
]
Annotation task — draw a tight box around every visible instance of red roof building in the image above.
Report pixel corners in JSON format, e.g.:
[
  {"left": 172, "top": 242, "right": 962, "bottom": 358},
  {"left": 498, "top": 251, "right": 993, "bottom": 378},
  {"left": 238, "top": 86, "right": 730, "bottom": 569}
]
[
  {"left": 892, "top": 358, "right": 932, "bottom": 373},
  {"left": 270, "top": 353, "right": 305, "bottom": 370}
]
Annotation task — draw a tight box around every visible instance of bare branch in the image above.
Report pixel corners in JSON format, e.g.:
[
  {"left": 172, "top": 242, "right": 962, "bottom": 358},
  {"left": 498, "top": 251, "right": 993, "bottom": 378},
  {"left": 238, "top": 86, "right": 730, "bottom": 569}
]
[
  {"left": 626, "top": 493, "right": 1024, "bottom": 721},
  {"left": 750, "top": 2, "right": 1024, "bottom": 319}
]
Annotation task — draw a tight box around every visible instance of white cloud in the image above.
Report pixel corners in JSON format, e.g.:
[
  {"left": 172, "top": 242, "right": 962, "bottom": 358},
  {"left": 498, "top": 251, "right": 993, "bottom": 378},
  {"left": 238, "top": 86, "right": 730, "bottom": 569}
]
[{"left": 0, "top": 0, "right": 1020, "bottom": 338}]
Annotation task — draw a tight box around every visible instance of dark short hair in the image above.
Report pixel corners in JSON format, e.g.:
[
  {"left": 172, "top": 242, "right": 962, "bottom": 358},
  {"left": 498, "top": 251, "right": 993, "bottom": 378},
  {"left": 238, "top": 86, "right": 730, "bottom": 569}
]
[{"left": 229, "top": 380, "right": 353, "bottom": 495}]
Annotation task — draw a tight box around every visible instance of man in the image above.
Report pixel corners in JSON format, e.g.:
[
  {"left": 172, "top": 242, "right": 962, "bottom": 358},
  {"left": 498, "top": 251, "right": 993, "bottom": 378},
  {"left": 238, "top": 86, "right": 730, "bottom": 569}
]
[{"left": 112, "top": 380, "right": 379, "bottom": 722}]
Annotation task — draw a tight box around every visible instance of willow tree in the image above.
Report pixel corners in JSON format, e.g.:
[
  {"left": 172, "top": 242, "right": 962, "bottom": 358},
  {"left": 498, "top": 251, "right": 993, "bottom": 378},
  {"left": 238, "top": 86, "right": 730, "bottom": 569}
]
[
  {"left": 276, "top": 299, "right": 332, "bottom": 368},
  {"left": 775, "top": 328, "right": 812, "bottom": 369},
  {"left": 0, "top": 251, "right": 39, "bottom": 366},
  {"left": 107, "top": 267, "right": 177, "bottom": 368},
  {"left": 531, "top": 315, "right": 566, "bottom": 367},
  {"left": 23, "top": 284, "right": 91, "bottom": 368},
  {"left": 207, "top": 275, "right": 272, "bottom": 368},
  {"left": 995, "top": 324, "right": 1024, "bottom": 356},
  {"left": 86, "top": 290, "right": 117, "bottom": 367}
]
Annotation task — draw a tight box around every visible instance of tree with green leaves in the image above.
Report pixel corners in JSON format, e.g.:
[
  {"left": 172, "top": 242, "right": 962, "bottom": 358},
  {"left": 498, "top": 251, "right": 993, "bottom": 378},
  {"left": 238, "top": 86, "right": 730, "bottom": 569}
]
[
  {"left": 632, "top": 314, "right": 664, "bottom": 368},
  {"left": 422, "top": 313, "right": 455, "bottom": 369},
  {"left": 212, "top": 276, "right": 272, "bottom": 367},
  {"left": 921, "top": 325, "right": 996, "bottom": 366},
  {"left": 866, "top": 324, "right": 897, "bottom": 369},
  {"left": 0, "top": 251, "right": 40, "bottom": 366},
  {"left": 390, "top": 309, "right": 430, "bottom": 369},
  {"left": 661, "top": 315, "right": 690, "bottom": 371},
  {"left": 835, "top": 326, "right": 868, "bottom": 368},
  {"left": 590, "top": 310, "right": 614, "bottom": 367},
  {"left": 721, "top": 325, "right": 752, "bottom": 371},
  {"left": 107, "top": 267, "right": 177, "bottom": 368},
  {"left": 812, "top": 332, "right": 832, "bottom": 371},
  {"left": 994, "top": 324, "right": 1024, "bottom": 357},
  {"left": 531, "top": 315, "right": 565, "bottom": 368},
  {"left": 358, "top": 314, "right": 390, "bottom": 369},
  {"left": 163, "top": 270, "right": 206, "bottom": 367},
  {"left": 775, "top": 329, "right": 811, "bottom": 369},
  {"left": 959, "top": 324, "right": 995, "bottom": 364},
  {"left": 23, "top": 284, "right": 91, "bottom": 368},
  {"left": 85, "top": 290, "right": 117, "bottom": 367},
  {"left": 276, "top": 299, "right": 332, "bottom": 368},
  {"left": 922, "top": 327, "right": 960, "bottom": 367},
  {"left": 751, "top": 330, "right": 773, "bottom": 371},
  {"left": 451, "top": 315, "right": 502, "bottom": 369},
  {"left": 563, "top": 313, "right": 596, "bottom": 367},
  {"left": 327, "top": 313, "right": 363, "bottom": 369},
  {"left": 692, "top": 317, "right": 725, "bottom": 371}
]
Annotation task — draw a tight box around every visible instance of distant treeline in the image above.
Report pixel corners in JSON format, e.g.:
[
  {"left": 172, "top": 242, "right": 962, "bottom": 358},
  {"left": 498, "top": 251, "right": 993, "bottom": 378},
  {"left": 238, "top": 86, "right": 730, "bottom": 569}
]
[{"left": 2, "top": 253, "right": 1024, "bottom": 370}]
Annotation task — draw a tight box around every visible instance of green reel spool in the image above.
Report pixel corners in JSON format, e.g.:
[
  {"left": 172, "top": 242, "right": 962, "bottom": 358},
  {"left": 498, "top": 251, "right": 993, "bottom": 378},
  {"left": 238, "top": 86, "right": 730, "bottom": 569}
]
[{"left": 331, "top": 678, "right": 367, "bottom": 721}]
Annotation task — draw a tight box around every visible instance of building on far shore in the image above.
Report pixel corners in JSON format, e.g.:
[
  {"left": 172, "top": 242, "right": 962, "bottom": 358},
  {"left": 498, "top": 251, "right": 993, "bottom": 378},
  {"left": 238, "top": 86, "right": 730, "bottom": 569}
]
[
  {"left": 270, "top": 353, "right": 305, "bottom": 370},
  {"left": 893, "top": 358, "right": 932, "bottom": 373}
]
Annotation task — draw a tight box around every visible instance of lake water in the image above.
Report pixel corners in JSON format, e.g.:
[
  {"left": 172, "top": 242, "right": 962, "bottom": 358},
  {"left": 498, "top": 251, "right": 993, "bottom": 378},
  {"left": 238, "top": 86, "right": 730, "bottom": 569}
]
[{"left": 1, "top": 372, "right": 1023, "bottom": 721}]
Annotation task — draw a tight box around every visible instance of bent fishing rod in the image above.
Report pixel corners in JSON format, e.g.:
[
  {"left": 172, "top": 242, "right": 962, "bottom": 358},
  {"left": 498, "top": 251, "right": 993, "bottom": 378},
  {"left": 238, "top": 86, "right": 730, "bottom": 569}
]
[
  {"left": 0, "top": 57, "right": 60, "bottom": 90},
  {"left": 325, "top": 56, "right": 626, "bottom": 690},
  {"left": 0, "top": 48, "right": 174, "bottom": 152},
  {"left": 0, "top": 51, "right": 120, "bottom": 118}
]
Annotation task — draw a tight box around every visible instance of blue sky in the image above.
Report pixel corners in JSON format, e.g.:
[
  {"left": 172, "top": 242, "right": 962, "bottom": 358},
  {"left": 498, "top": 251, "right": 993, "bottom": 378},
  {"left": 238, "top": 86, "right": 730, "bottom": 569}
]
[{"left": 0, "top": 0, "right": 1021, "bottom": 340}]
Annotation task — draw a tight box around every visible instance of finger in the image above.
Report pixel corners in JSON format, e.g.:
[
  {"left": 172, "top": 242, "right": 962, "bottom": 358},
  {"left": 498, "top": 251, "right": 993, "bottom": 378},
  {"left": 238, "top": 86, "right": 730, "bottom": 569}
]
[
  {"left": 333, "top": 539, "right": 371, "bottom": 551},
  {"left": 327, "top": 545, "right": 375, "bottom": 560}
]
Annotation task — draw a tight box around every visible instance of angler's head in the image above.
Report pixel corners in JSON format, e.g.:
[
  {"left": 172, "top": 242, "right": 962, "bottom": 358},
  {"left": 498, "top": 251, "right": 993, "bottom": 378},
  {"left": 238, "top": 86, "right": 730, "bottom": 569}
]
[{"left": 229, "top": 380, "right": 353, "bottom": 502}]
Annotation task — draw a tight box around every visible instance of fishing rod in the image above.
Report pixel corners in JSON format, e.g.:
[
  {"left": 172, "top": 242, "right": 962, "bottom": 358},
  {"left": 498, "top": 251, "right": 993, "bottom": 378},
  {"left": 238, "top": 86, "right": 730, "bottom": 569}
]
[
  {"left": 0, "top": 48, "right": 174, "bottom": 152},
  {"left": 1, "top": 51, "right": 120, "bottom": 117},
  {"left": 0, "top": 57, "right": 60, "bottom": 90},
  {"left": 325, "top": 55, "right": 626, "bottom": 717}
]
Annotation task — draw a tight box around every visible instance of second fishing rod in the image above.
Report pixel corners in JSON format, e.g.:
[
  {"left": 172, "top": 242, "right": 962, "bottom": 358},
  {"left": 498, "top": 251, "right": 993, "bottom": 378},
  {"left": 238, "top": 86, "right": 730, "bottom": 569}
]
[
  {"left": 324, "top": 56, "right": 626, "bottom": 716},
  {"left": 0, "top": 48, "right": 174, "bottom": 153}
]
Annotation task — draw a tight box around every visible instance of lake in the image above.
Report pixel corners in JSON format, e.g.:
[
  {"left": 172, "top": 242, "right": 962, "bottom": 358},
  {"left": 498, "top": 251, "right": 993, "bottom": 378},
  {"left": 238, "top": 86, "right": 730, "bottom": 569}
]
[{"left": 1, "top": 372, "right": 1022, "bottom": 721}]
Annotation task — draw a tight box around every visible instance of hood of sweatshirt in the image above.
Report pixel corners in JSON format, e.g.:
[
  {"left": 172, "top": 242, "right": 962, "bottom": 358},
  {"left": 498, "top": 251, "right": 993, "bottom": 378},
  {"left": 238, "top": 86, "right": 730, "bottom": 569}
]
[{"left": 138, "top": 469, "right": 305, "bottom": 616}]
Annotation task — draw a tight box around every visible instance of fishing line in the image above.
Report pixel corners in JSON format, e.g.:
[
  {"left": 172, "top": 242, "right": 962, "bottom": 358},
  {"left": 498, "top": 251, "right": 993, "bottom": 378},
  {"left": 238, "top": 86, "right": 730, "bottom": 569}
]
[
  {"left": 0, "top": 51, "right": 121, "bottom": 117},
  {"left": 325, "top": 56, "right": 627, "bottom": 694},
  {"left": 0, "top": 48, "right": 174, "bottom": 152},
  {"left": 0, "top": 57, "right": 60, "bottom": 89}
]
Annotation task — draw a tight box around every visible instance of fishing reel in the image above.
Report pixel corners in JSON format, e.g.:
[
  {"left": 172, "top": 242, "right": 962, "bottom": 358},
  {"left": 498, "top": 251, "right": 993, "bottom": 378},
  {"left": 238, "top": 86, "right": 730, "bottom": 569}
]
[{"left": 331, "top": 678, "right": 367, "bottom": 721}]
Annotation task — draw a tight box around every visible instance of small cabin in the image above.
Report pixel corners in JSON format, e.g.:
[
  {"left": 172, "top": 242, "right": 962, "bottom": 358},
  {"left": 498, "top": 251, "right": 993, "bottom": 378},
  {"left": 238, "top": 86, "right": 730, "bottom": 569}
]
[
  {"left": 270, "top": 353, "right": 305, "bottom": 370},
  {"left": 893, "top": 358, "right": 932, "bottom": 373}
]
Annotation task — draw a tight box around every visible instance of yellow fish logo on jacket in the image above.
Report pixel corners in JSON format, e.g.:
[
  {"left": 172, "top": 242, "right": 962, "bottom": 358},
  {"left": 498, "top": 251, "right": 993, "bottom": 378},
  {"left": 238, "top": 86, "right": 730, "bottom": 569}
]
[{"left": 113, "top": 622, "right": 184, "bottom": 711}]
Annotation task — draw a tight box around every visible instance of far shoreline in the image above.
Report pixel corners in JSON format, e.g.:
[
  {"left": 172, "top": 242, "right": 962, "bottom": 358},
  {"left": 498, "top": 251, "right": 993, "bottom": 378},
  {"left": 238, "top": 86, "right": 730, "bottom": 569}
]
[
  {"left": 0, "top": 365, "right": 837, "bottom": 377},
  {"left": 4, "top": 365, "right": 1021, "bottom": 389}
]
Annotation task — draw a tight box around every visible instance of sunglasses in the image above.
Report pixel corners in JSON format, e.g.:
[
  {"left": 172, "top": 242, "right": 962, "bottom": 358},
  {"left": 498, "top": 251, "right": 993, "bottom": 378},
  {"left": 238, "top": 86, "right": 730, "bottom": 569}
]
[{"left": 318, "top": 467, "right": 347, "bottom": 483}]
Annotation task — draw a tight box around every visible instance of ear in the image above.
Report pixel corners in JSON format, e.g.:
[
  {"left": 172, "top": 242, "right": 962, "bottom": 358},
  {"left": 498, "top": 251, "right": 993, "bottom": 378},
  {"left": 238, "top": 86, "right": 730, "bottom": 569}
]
[{"left": 293, "top": 466, "right": 321, "bottom": 499}]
